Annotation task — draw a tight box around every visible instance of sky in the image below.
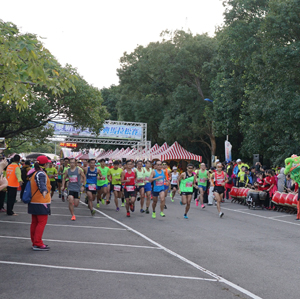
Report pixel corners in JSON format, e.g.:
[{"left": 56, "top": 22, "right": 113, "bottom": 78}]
[{"left": 2, "top": 0, "right": 225, "bottom": 90}]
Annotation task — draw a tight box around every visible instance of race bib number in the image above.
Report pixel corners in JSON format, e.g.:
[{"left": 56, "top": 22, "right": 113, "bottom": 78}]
[
  {"left": 172, "top": 180, "right": 177, "bottom": 184},
  {"left": 114, "top": 185, "right": 121, "bottom": 191},
  {"left": 136, "top": 179, "right": 144, "bottom": 184},
  {"left": 88, "top": 184, "right": 96, "bottom": 191},
  {"left": 186, "top": 182, "right": 193, "bottom": 188},
  {"left": 156, "top": 180, "right": 164, "bottom": 187},
  {"left": 145, "top": 177, "right": 149, "bottom": 181},
  {"left": 100, "top": 176, "right": 106, "bottom": 181},
  {"left": 69, "top": 175, "right": 78, "bottom": 183},
  {"left": 126, "top": 186, "right": 135, "bottom": 192},
  {"left": 199, "top": 178, "right": 205, "bottom": 183}
]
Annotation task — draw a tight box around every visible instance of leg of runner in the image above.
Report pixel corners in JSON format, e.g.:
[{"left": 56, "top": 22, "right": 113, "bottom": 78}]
[
  {"left": 184, "top": 194, "right": 192, "bottom": 219},
  {"left": 171, "top": 186, "right": 176, "bottom": 202},
  {"left": 68, "top": 195, "right": 75, "bottom": 220},
  {"left": 57, "top": 180, "right": 62, "bottom": 198},
  {"left": 113, "top": 190, "right": 119, "bottom": 211},
  {"left": 164, "top": 185, "right": 168, "bottom": 209},
  {"left": 96, "top": 189, "right": 101, "bottom": 208},
  {"left": 145, "top": 190, "right": 151, "bottom": 213},
  {"left": 159, "top": 191, "right": 166, "bottom": 217},
  {"left": 180, "top": 194, "right": 188, "bottom": 218},
  {"left": 87, "top": 191, "right": 96, "bottom": 216},
  {"left": 214, "top": 192, "right": 224, "bottom": 218},
  {"left": 103, "top": 186, "right": 110, "bottom": 205},
  {"left": 152, "top": 195, "right": 158, "bottom": 219},
  {"left": 198, "top": 187, "right": 205, "bottom": 209},
  {"left": 139, "top": 187, "right": 145, "bottom": 213}
]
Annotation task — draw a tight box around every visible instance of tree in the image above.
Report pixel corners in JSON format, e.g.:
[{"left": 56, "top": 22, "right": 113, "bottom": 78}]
[{"left": 0, "top": 20, "right": 76, "bottom": 110}]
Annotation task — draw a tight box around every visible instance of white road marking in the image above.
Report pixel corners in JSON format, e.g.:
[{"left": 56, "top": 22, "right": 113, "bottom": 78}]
[
  {"left": 79, "top": 201, "right": 262, "bottom": 299},
  {"left": 14, "top": 211, "right": 106, "bottom": 219},
  {"left": 0, "top": 261, "right": 218, "bottom": 281},
  {"left": 269, "top": 214, "right": 294, "bottom": 219},
  {"left": 221, "top": 207, "right": 300, "bottom": 226},
  {"left": 0, "top": 236, "right": 160, "bottom": 249},
  {"left": 0, "top": 220, "right": 125, "bottom": 231}
]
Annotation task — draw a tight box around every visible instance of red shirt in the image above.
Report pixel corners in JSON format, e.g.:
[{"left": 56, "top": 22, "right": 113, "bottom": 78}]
[
  {"left": 124, "top": 170, "right": 135, "bottom": 186},
  {"left": 215, "top": 171, "right": 225, "bottom": 186}
]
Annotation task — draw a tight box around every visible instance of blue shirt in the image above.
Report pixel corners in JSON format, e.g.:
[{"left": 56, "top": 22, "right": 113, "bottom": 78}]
[
  {"left": 86, "top": 167, "right": 97, "bottom": 187},
  {"left": 153, "top": 169, "right": 165, "bottom": 192}
]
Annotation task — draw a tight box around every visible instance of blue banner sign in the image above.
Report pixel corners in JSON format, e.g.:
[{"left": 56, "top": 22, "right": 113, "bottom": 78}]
[{"left": 47, "top": 122, "right": 142, "bottom": 140}]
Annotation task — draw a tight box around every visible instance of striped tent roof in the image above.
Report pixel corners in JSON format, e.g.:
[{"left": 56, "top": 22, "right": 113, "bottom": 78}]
[{"left": 158, "top": 142, "right": 202, "bottom": 162}]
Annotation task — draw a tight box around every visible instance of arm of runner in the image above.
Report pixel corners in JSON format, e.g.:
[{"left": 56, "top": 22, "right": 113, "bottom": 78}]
[
  {"left": 61, "top": 169, "right": 68, "bottom": 191},
  {"left": 79, "top": 169, "right": 86, "bottom": 190},
  {"left": 177, "top": 173, "right": 184, "bottom": 193},
  {"left": 121, "top": 171, "right": 127, "bottom": 183},
  {"left": 149, "top": 170, "right": 162, "bottom": 182},
  {"left": 97, "top": 168, "right": 102, "bottom": 180}
]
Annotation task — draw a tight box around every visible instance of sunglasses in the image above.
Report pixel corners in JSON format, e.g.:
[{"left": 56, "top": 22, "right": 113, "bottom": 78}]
[{"left": 157, "top": 163, "right": 162, "bottom": 166}]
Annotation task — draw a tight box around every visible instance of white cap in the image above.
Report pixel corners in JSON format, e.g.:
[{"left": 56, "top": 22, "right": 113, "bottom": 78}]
[
  {"left": 237, "top": 159, "right": 241, "bottom": 162},
  {"left": 216, "top": 159, "right": 220, "bottom": 163},
  {"left": 172, "top": 166, "right": 177, "bottom": 170},
  {"left": 105, "top": 161, "right": 109, "bottom": 164}
]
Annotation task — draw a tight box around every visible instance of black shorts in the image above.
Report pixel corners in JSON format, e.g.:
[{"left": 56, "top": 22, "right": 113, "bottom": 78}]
[
  {"left": 180, "top": 192, "right": 193, "bottom": 196},
  {"left": 213, "top": 186, "right": 225, "bottom": 194},
  {"left": 171, "top": 184, "right": 178, "bottom": 190},
  {"left": 110, "top": 184, "right": 123, "bottom": 192},
  {"left": 68, "top": 191, "right": 79, "bottom": 199},
  {"left": 86, "top": 188, "right": 97, "bottom": 195},
  {"left": 56, "top": 179, "right": 62, "bottom": 183},
  {"left": 124, "top": 186, "right": 136, "bottom": 198},
  {"left": 50, "top": 181, "right": 56, "bottom": 192}
]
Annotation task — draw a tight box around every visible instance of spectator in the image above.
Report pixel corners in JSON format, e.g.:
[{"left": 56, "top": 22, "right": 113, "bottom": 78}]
[
  {"left": 225, "top": 166, "right": 235, "bottom": 199},
  {"left": 20, "top": 160, "right": 31, "bottom": 200},
  {"left": 28, "top": 156, "right": 51, "bottom": 251},
  {"left": 6, "top": 154, "right": 23, "bottom": 216},
  {"left": 46, "top": 161, "right": 58, "bottom": 199},
  {"left": 250, "top": 167, "right": 257, "bottom": 184},
  {"left": 237, "top": 166, "right": 248, "bottom": 187},
  {"left": 286, "top": 174, "right": 292, "bottom": 190},
  {"left": 277, "top": 168, "right": 286, "bottom": 192}
]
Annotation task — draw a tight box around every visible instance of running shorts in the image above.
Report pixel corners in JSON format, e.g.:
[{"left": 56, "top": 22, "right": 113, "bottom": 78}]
[
  {"left": 68, "top": 190, "right": 79, "bottom": 199},
  {"left": 198, "top": 185, "right": 207, "bottom": 192},
  {"left": 180, "top": 192, "right": 193, "bottom": 196},
  {"left": 56, "top": 179, "right": 62, "bottom": 183},
  {"left": 124, "top": 186, "right": 136, "bottom": 198},
  {"left": 213, "top": 186, "right": 225, "bottom": 194},
  {"left": 136, "top": 185, "right": 145, "bottom": 192},
  {"left": 164, "top": 185, "right": 169, "bottom": 191},
  {"left": 50, "top": 181, "right": 56, "bottom": 192},
  {"left": 171, "top": 184, "right": 178, "bottom": 190},
  {"left": 111, "top": 184, "right": 122, "bottom": 192},
  {"left": 152, "top": 190, "right": 164, "bottom": 197},
  {"left": 97, "top": 184, "right": 108, "bottom": 190},
  {"left": 144, "top": 182, "right": 152, "bottom": 192},
  {"left": 86, "top": 188, "right": 97, "bottom": 195}
]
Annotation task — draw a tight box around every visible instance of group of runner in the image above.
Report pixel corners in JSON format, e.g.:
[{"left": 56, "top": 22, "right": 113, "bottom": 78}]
[{"left": 54, "top": 157, "right": 227, "bottom": 221}]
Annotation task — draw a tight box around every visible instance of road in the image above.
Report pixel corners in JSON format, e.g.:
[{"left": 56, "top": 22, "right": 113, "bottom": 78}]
[{"left": 0, "top": 191, "right": 299, "bottom": 299}]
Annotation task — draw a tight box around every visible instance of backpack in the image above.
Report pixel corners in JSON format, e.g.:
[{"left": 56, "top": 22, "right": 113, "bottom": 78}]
[{"left": 22, "top": 179, "right": 38, "bottom": 204}]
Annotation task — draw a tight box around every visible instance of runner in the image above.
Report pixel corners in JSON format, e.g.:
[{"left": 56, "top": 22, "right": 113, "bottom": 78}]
[
  {"left": 149, "top": 160, "right": 166, "bottom": 219},
  {"left": 84, "top": 159, "right": 102, "bottom": 216},
  {"left": 62, "top": 158, "right": 86, "bottom": 221},
  {"left": 121, "top": 160, "right": 136, "bottom": 217},
  {"left": 46, "top": 161, "right": 58, "bottom": 199},
  {"left": 59, "top": 158, "right": 70, "bottom": 202},
  {"left": 96, "top": 159, "right": 110, "bottom": 207},
  {"left": 162, "top": 162, "right": 171, "bottom": 209},
  {"left": 196, "top": 163, "right": 209, "bottom": 209},
  {"left": 211, "top": 163, "right": 228, "bottom": 218},
  {"left": 144, "top": 160, "right": 152, "bottom": 214},
  {"left": 178, "top": 163, "right": 196, "bottom": 219},
  {"left": 56, "top": 158, "right": 64, "bottom": 198},
  {"left": 170, "top": 166, "right": 179, "bottom": 202},
  {"left": 135, "top": 160, "right": 145, "bottom": 213},
  {"left": 107, "top": 161, "right": 123, "bottom": 211}
]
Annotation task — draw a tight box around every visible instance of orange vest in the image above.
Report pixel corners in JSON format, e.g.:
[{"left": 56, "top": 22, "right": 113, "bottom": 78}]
[
  {"left": 6, "top": 163, "right": 20, "bottom": 187},
  {"left": 164, "top": 169, "right": 169, "bottom": 185},
  {"left": 30, "top": 172, "right": 51, "bottom": 204}
]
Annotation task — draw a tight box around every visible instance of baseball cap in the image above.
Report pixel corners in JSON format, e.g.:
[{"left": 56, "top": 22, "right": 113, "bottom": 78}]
[
  {"left": 36, "top": 155, "right": 51, "bottom": 165},
  {"left": 237, "top": 159, "right": 241, "bottom": 163},
  {"left": 216, "top": 159, "right": 220, "bottom": 163},
  {"left": 172, "top": 166, "right": 177, "bottom": 170}
]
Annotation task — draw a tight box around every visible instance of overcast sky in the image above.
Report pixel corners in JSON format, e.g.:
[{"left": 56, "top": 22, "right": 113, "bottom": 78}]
[{"left": 2, "top": 0, "right": 225, "bottom": 89}]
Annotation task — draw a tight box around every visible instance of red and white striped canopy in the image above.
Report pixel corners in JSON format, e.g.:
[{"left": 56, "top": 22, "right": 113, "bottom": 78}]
[{"left": 156, "top": 141, "right": 202, "bottom": 162}]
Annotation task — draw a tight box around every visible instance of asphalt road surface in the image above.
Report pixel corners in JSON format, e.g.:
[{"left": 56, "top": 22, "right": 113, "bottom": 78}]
[{"left": 0, "top": 191, "right": 299, "bottom": 299}]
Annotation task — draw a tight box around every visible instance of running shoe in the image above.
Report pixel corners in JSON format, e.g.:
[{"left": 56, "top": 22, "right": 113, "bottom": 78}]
[
  {"left": 219, "top": 212, "right": 224, "bottom": 218},
  {"left": 126, "top": 211, "right": 130, "bottom": 217},
  {"left": 296, "top": 218, "right": 300, "bottom": 221},
  {"left": 184, "top": 214, "right": 188, "bottom": 219},
  {"left": 0, "top": 208, "right": 6, "bottom": 212},
  {"left": 121, "top": 203, "right": 125, "bottom": 207},
  {"left": 137, "top": 197, "right": 140, "bottom": 201},
  {"left": 96, "top": 203, "right": 100, "bottom": 208},
  {"left": 152, "top": 212, "right": 156, "bottom": 219},
  {"left": 91, "top": 210, "right": 96, "bottom": 216},
  {"left": 170, "top": 198, "right": 174, "bottom": 202},
  {"left": 106, "top": 200, "right": 110, "bottom": 205},
  {"left": 160, "top": 212, "right": 165, "bottom": 217},
  {"left": 116, "top": 207, "right": 120, "bottom": 212},
  {"left": 145, "top": 208, "right": 149, "bottom": 214},
  {"left": 164, "top": 205, "right": 167, "bottom": 209},
  {"left": 130, "top": 203, "right": 135, "bottom": 212},
  {"left": 33, "top": 245, "right": 50, "bottom": 251},
  {"left": 195, "top": 199, "right": 199, "bottom": 207},
  {"left": 180, "top": 201, "right": 183, "bottom": 205},
  {"left": 59, "top": 194, "right": 62, "bottom": 198},
  {"left": 201, "top": 204, "right": 205, "bottom": 209},
  {"left": 85, "top": 197, "right": 88, "bottom": 204},
  {"left": 62, "top": 195, "right": 65, "bottom": 202},
  {"left": 140, "top": 209, "right": 145, "bottom": 213},
  {"left": 170, "top": 192, "right": 173, "bottom": 198},
  {"left": 71, "top": 215, "right": 76, "bottom": 221},
  {"left": 101, "top": 199, "right": 105, "bottom": 205}
]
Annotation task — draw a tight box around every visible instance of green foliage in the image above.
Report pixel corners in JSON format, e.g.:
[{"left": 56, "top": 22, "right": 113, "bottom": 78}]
[{"left": 0, "top": 20, "right": 77, "bottom": 110}]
